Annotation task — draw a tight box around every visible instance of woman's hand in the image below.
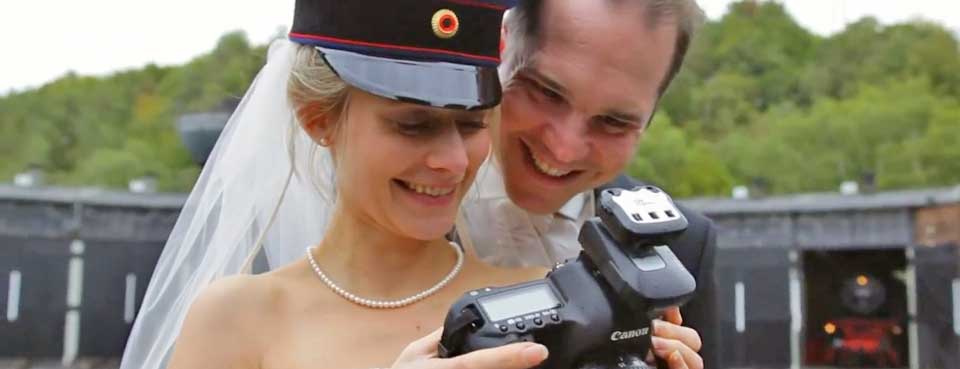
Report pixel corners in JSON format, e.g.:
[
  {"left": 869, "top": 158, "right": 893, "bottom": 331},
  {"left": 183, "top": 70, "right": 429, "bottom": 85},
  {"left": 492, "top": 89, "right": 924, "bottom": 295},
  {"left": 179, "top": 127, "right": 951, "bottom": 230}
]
[
  {"left": 651, "top": 307, "right": 703, "bottom": 369},
  {"left": 391, "top": 328, "right": 548, "bottom": 369}
]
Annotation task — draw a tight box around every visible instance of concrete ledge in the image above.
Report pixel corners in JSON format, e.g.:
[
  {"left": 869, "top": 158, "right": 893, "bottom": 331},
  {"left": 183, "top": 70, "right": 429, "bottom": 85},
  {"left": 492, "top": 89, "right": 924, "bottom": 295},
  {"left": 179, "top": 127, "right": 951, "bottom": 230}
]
[{"left": 0, "top": 358, "right": 119, "bottom": 369}]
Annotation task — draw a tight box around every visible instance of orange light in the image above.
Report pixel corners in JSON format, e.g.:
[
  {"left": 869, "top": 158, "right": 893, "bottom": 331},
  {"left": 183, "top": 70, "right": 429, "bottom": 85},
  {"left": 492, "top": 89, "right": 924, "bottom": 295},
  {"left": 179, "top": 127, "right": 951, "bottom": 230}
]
[
  {"left": 824, "top": 322, "right": 837, "bottom": 335},
  {"left": 856, "top": 275, "right": 869, "bottom": 286}
]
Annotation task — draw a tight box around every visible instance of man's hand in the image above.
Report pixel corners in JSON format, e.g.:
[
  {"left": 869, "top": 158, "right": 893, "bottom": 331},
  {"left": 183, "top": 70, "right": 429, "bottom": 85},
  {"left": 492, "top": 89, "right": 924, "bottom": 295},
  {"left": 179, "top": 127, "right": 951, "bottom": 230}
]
[{"left": 650, "top": 307, "right": 703, "bottom": 369}]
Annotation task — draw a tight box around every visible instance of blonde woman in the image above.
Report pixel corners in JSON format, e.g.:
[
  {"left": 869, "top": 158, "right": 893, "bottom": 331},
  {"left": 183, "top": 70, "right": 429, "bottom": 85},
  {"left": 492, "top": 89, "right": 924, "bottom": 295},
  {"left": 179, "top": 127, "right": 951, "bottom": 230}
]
[{"left": 121, "top": 1, "right": 549, "bottom": 369}]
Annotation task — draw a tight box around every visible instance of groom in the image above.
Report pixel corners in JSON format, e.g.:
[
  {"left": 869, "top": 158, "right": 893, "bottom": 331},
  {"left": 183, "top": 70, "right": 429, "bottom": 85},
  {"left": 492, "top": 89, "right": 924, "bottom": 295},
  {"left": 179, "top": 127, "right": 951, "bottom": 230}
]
[{"left": 459, "top": 1, "right": 717, "bottom": 368}]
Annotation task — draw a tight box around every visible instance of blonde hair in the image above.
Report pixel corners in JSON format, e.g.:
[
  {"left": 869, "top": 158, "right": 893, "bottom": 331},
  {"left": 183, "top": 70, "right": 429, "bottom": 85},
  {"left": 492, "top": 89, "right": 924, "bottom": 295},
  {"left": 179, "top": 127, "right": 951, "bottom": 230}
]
[
  {"left": 286, "top": 45, "right": 353, "bottom": 201},
  {"left": 287, "top": 45, "right": 350, "bottom": 127}
]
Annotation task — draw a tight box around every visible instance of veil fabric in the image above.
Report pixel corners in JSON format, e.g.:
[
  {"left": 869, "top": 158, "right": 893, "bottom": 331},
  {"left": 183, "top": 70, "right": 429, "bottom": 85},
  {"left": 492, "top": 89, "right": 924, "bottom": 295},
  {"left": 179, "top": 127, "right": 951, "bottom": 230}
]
[{"left": 120, "top": 39, "right": 336, "bottom": 369}]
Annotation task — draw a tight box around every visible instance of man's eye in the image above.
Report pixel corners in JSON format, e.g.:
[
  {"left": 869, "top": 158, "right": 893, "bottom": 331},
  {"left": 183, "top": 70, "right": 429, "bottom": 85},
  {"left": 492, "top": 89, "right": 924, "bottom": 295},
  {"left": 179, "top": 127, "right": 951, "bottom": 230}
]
[
  {"left": 597, "top": 116, "right": 633, "bottom": 134},
  {"left": 518, "top": 76, "right": 563, "bottom": 103},
  {"left": 536, "top": 83, "right": 563, "bottom": 102}
]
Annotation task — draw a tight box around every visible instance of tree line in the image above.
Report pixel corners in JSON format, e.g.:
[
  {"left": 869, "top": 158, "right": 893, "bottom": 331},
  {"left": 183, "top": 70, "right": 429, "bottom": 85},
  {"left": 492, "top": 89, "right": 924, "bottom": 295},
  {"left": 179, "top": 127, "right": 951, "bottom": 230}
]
[{"left": 1, "top": 1, "right": 957, "bottom": 196}]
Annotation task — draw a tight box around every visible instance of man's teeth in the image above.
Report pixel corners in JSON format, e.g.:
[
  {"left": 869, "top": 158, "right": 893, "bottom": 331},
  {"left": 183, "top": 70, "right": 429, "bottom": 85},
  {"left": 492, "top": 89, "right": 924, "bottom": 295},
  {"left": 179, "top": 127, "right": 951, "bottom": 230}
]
[
  {"left": 531, "top": 151, "right": 573, "bottom": 177},
  {"left": 405, "top": 182, "right": 455, "bottom": 197}
]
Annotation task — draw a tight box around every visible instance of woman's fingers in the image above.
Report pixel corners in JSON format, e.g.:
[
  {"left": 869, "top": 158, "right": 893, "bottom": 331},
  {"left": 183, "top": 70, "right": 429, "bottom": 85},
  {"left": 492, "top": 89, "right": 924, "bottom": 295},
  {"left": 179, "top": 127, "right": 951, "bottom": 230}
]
[
  {"left": 445, "top": 342, "right": 548, "bottom": 369},
  {"left": 394, "top": 329, "right": 547, "bottom": 369},
  {"left": 394, "top": 328, "right": 445, "bottom": 365},
  {"left": 652, "top": 336, "right": 703, "bottom": 369},
  {"left": 652, "top": 320, "right": 702, "bottom": 352}
]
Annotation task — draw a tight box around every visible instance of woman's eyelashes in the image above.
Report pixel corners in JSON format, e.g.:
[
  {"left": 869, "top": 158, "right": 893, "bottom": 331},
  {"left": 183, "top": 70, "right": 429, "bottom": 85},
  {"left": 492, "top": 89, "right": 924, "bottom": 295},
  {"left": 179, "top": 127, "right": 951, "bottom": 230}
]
[
  {"left": 455, "top": 120, "right": 488, "bottom": 134},
  {"left": 393, "top": 120, "right": 438, "bottom": 136},
  {"left": 389, "top": 118, "right": 487, "bottom": 137}
]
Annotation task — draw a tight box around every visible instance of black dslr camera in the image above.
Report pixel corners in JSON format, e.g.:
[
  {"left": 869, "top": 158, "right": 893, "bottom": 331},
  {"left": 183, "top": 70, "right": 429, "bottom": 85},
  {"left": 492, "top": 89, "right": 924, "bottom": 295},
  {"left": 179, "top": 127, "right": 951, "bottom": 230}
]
[{"left": 439, "top": 186, "right": 697, "bottom": 369}]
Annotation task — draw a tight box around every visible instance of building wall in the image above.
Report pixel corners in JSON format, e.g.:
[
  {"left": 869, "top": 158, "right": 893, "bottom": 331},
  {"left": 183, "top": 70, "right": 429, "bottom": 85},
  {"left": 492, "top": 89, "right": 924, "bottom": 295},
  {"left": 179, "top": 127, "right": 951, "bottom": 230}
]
[
  {"left": 711, "top": 209, "right": 914, "bottom": 250},
  {"left": 0, "top": 199, "right": 177, "bottom": 359},
  {"left": 702, "top": 205, "right": 959, "bottom": 369},
  {"left": 915, "top": 204, "right": 960, "bottom": 247}
]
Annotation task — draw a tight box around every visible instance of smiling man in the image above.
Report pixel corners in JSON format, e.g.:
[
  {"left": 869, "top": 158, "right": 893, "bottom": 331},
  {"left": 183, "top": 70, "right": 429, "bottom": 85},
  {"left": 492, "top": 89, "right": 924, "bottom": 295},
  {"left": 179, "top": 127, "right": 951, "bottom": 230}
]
[{"left": 457, "top": 1, "right": 718, "bottom": 368}]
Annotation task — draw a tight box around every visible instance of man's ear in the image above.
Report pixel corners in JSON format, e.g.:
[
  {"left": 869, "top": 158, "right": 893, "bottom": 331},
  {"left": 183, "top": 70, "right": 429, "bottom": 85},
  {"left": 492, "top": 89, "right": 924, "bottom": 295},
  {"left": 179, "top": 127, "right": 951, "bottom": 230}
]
[{"left": 296, "top": 103, "right": 339, "bottom": 146}]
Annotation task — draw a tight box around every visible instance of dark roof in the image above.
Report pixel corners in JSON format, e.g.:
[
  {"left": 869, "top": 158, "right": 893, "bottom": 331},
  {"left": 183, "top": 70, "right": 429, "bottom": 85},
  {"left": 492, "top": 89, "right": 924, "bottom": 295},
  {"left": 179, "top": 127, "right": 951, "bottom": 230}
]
[
  {"left": 0, "top": 184, "right": 186, "bottom": 209},
  {"left": 681, "top": 185, "right": 960, "bottom": 215},
  {"left": 5, "top": 182, "right": 960, "bottom": 214}
]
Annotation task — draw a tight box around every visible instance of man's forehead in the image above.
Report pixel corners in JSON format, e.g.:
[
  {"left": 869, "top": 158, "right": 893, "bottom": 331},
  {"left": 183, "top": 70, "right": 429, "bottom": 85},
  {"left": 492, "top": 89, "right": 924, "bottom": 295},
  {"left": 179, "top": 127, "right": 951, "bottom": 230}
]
[
  {"left": 540, "top": 0, "right": 658, "bottom": 42},
  {"left": 523, "top": 54, "right": 652, "bottom": 123},
  {"left": 521, "top": 0, "right": 676, "bottom": 116}
]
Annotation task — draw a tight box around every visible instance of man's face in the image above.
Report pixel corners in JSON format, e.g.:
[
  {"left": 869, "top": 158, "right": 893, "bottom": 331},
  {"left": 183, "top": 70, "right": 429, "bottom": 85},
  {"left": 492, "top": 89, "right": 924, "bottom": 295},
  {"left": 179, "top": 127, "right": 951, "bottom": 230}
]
[{"left": 498, "top": 0, "right": 678, "bottom": 214}]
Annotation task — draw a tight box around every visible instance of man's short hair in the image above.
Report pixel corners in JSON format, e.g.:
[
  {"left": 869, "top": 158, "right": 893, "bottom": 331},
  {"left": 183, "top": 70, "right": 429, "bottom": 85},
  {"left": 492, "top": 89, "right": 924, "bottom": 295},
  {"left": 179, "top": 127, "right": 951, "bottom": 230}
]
[{"left": 501, "top": 0, "right": 705, "bottom": 95}]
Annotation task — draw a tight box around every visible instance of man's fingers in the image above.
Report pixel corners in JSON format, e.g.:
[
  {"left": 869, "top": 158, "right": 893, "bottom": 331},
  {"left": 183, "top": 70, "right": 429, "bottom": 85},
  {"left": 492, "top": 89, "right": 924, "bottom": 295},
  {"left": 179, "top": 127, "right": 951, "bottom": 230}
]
[
  {"left": 653, "top": 320, "right": 702, "bottom": 352},
  {"left": 663, "top": 307, "right": 683, "bottom": 325},
  {"left": 652, "top": 337, "right": 703, "bottom": 369},
  {"left": 667, "top": 350, "right": 690, "bottom": 369},
  {"left": 449, "top": 342, "right": 548, "bottom": 369}
]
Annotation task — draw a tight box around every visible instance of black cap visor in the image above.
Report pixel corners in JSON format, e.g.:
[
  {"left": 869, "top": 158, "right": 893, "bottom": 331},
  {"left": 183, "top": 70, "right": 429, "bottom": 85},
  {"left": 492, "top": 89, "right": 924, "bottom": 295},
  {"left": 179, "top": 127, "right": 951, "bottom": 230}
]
[{"left": 318, "top": 47, "right": 502, "bottom": 111}]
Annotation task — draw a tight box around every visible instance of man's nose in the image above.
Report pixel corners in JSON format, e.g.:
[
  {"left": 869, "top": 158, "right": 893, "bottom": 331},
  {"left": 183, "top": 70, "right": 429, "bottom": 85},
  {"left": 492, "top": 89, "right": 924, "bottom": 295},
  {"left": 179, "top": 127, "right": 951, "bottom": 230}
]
[{"left": 543, "top": 113, "right": 589, "bottom": 164}]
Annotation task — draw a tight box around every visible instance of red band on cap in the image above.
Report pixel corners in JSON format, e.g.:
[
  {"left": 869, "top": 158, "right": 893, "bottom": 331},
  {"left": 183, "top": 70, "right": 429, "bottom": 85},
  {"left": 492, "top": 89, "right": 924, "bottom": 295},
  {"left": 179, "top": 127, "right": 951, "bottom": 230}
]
[
  {"left": 444, "top": 0, "right": 507, "bottom": 10},
  {"left": 289, "top": 32, "right": 501, "bottom": 63}
]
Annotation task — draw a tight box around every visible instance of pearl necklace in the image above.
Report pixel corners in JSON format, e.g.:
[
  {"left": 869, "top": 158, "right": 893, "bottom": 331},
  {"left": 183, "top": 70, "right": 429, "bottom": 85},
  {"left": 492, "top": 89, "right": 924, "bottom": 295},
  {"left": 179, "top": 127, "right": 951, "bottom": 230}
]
[{"left": 305, "top": 241, "right": 464, "bottom": 309}]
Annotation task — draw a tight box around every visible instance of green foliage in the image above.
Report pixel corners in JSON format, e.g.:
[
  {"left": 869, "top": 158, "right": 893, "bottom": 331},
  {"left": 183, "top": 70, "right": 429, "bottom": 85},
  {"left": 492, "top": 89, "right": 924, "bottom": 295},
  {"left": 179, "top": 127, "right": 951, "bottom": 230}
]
[
  {"left": 1, "top": 3, "right": 958, "bottom": 197},
  {"left": 0, "top": 31, "right": 267, "bottom": 191},
  {"left": 651, "top": 1, "right": 960, "bottom": 197},
  {"left": 628, "top": 114, "right": 735, "bottom": 198}
]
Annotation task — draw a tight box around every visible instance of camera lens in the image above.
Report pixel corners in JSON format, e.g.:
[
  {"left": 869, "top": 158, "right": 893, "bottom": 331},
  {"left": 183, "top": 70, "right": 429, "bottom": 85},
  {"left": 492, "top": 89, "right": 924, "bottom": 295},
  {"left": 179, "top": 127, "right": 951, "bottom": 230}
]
[{"left": 576, "top": 353, "right": 653, "bottom": 369}]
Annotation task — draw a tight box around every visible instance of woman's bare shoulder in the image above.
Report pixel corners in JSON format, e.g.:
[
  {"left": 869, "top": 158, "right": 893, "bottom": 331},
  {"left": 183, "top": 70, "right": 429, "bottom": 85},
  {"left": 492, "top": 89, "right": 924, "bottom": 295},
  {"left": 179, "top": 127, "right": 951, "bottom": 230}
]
[{"left": 168, "top": 274, "right": 287, "bottom": 369}]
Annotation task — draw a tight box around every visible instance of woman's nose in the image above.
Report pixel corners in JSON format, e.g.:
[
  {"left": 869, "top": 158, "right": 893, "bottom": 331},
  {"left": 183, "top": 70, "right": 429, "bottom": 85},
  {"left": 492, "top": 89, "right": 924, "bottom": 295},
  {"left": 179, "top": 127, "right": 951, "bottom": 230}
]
[{"left": 425, "top": 131, "right": 470, "bottom": 177}]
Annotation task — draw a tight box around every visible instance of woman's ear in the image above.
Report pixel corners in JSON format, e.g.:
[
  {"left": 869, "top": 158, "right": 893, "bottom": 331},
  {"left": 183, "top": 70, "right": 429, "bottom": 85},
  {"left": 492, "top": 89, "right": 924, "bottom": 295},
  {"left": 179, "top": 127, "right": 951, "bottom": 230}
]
[{"left": 296, "top": 103, "right": 339, "bottom": 146}]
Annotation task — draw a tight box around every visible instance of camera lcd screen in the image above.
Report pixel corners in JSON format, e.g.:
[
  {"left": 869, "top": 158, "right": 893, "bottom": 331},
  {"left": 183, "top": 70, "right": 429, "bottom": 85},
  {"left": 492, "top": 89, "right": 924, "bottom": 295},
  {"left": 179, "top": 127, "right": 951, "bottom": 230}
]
[{"left": 478, "top": 284, "right": 560, "bottom": 321}]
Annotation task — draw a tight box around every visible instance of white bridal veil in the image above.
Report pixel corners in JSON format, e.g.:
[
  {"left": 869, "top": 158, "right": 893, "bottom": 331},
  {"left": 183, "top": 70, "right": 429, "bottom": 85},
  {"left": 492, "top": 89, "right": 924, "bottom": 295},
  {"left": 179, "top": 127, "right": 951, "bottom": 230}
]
[{"left": 120, "top": 39, "right": 337, "bottom": 369}]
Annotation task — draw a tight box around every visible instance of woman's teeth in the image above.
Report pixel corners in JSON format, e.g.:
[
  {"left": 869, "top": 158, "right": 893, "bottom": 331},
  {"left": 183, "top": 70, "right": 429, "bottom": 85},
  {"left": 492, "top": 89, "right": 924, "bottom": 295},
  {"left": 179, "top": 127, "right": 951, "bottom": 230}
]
[
  {"left": 404, "top": 182, "right": 455, "bottom": 197},
  {"left": 531, "top": 151, "right": 573, "bottom": 177}
]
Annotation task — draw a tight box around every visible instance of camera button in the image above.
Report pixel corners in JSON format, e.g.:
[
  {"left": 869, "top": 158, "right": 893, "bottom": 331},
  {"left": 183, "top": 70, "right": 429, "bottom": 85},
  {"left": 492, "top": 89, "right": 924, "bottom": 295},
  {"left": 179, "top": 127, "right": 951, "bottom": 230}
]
[
  {"left": 551, "top": 314, "right": 560, "bottom": 322},
  {"left": 499, "top": 325, "right": 509, "bottom": 333},
  {"left": 533, "top": 317, "right": 543, "bottom": 326},
  {"left": 515, "top": 322, "right": 526, "bottom": 330}
]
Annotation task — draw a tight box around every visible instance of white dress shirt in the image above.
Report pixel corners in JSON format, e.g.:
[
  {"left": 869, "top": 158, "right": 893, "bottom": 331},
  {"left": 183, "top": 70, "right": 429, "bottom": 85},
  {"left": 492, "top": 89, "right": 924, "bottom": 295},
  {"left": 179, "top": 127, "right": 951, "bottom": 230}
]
[{"left": 457, "top": 157, "right": 595, "bottom": 267}]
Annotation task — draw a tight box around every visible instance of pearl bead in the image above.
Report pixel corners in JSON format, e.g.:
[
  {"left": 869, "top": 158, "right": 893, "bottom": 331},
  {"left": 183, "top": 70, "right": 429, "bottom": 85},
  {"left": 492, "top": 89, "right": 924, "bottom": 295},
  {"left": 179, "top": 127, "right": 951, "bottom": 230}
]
[{"left": 306, "top": 241, "right": 464, "bottom": 309}]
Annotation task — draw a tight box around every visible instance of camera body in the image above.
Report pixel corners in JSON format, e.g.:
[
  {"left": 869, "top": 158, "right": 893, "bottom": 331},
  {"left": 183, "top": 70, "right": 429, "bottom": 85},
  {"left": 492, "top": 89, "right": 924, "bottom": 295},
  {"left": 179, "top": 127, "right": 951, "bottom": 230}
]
[{"left": 439, "top": 186, "right": 697, "bottom": 369}]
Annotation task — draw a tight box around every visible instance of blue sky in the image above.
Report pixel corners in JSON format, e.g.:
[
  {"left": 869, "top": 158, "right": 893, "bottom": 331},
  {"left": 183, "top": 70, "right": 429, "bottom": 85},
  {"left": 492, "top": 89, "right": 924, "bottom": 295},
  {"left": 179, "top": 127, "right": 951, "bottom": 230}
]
[{"left": 1, "top": 0, "right": 958, "bottom": 94}]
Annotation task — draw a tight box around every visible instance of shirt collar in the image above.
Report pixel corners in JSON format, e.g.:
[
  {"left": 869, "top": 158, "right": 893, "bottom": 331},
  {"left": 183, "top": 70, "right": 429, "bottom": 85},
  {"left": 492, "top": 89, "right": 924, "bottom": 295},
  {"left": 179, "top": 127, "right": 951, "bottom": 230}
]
[
  {"left": 468, "top": 156, "right": 509, "bottom": 200},
  {"left": 556, "top": 192, "right": 587, "bottom": 221}
]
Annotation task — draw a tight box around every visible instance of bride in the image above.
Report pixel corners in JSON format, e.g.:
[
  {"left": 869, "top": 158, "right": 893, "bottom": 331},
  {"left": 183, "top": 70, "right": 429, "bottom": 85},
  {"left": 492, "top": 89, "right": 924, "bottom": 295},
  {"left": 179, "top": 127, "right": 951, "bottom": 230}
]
[{"left": 120, "top": 1, "right": 551, "bottom": 369}]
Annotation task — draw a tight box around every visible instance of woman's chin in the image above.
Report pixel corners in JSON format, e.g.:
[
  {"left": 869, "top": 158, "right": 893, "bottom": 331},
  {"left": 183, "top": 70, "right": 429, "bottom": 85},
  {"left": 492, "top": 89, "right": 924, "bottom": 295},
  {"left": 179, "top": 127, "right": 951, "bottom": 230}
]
[{"left": 397, "top": 220, "right": 457, "bottom": 242}]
